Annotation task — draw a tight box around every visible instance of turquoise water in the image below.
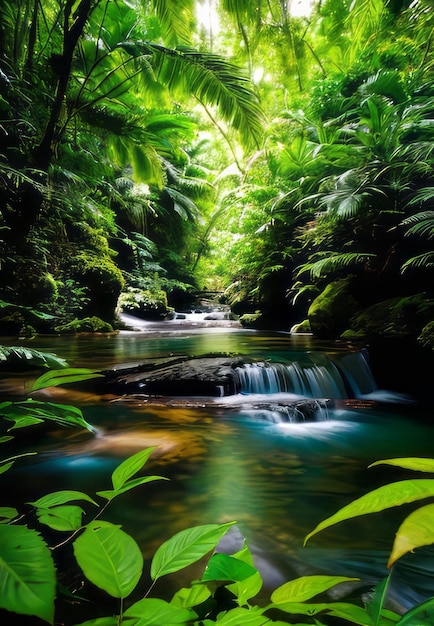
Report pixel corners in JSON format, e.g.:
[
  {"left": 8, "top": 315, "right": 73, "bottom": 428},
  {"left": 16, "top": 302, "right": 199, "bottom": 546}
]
[{"left": 1, "top": 327, "right": 433, "bottom": 620}]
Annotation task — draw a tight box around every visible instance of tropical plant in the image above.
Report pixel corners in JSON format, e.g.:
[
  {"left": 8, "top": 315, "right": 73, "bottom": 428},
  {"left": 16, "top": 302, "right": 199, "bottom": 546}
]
[
  {"left": 0, "top": 0, "right": 264, "bottom": 326},
  {"left": 305, "top": 457, "right": 434, "bottom": 623}
]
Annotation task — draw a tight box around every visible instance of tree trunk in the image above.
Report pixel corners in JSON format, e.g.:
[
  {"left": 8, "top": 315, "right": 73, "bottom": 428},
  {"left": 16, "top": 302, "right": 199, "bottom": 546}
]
[{"left": 35, "top": 0, "right": 92, "bottom": 169}]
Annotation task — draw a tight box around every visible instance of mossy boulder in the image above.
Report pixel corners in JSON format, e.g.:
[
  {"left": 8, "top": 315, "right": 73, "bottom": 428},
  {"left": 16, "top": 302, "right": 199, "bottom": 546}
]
[
  {"left": 290, "top": 319, "right": 311, "bottom": 333},
  {"left": 308, "top": 278, "right": 359, "bottom": 338},
  {"left": 343, "top": 294, "right": 434, "bottom": 340},
  {"left": 239, "top": 312, "right": 263, "bottom": 328},
  {"left": 118, "top": 287, "right": 169, "bottom": 319},
  {"left": 417, "top": 321, "right": 434, "bottom": 350},
  {"left": 55, "top": 316, "right": 114, "bottom": 334},
  {"left": 67, "top": 253, "right": 124, "bottom": 323}
]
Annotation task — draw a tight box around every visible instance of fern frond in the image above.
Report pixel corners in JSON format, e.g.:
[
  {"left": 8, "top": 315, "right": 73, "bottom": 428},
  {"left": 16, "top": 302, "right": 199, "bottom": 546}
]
[
  {"left": 401, "top": 211, "right": 434, "bottom": 239},
  {"left": 401, "top": 252, "right": 434, "bottom": 272},
  {"left": 406, "top": 188, "right": 434, "bottom": 207},
  {"left": 297, "top": 253, "right": 377, "bottom": 280}
]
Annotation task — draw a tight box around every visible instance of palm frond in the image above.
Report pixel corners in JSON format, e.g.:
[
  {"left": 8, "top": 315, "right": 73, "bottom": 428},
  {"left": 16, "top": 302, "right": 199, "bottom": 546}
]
[
  {"left": 406, "top": 188, "right": 434, "bottom": 208},
  {"left": 401, "top": 252, "right": 434, "bottom": 272},
  {"left": 297, "top": 253, "right": 377, "bottom": 280},
  {"left": 151, "top": 0, "right": 195, "bottom": 47},
  {"left": 401, "top": 211, "right": 434, "bottom": 239},
  {"left": 139, "top": 43, "right": 264, "bottom": 149}
]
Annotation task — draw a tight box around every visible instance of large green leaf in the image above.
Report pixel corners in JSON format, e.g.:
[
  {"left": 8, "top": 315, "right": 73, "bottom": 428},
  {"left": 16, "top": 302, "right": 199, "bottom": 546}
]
[
  {"left": 73, "top": 521, "right": 143, "bottom": 598},
  {"left": 304, "top": 480, "right": 434, "bottom": 544},
  {"left": 201, "top": 553, "right": 257, "bottom": 583},
  {"left": 30, "top": 368, "right": 104, "bottom": 391},
  {"left": 271, "top": 575, "right": 359, "bottom": 604},
  {"left": 150, "top": 522, "right": 236, "bottom": 581},
  {"left": 123, "top": 597, "right": 197, "bottom": 624},
  {"left": 0, "top": 525, "right": 56, "bottom": 624},
  {"left": 389, "top": 504, "right": 434, "bottom": 567}
]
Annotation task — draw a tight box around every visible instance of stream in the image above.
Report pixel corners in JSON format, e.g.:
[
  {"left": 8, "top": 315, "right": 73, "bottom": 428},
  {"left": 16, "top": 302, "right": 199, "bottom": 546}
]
[{"left": 1, "top": 318, "right": 434, "bottom": 622}]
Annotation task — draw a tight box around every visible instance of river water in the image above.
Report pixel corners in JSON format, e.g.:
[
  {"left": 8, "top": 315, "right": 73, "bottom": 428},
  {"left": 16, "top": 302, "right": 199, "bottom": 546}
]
[{"left": 1, "top": 320, "right": 434, "bottom": 621}]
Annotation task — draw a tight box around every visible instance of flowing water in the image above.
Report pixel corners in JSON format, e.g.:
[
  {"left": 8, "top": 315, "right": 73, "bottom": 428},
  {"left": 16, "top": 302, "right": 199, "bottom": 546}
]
[{"left": 1, "top": 321, "right": 433, "bottom": 621}]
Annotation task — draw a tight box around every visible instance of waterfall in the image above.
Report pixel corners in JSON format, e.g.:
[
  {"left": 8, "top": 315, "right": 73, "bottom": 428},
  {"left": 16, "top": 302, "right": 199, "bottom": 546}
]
[{"left": 236, "top": 351, "right": 377, "bottom": 399}]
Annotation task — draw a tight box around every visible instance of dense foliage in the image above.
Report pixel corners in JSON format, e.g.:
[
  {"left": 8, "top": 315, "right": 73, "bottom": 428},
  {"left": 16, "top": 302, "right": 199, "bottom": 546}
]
[{"left": 0, "top": 0, "right": 433, "bottom": 346}]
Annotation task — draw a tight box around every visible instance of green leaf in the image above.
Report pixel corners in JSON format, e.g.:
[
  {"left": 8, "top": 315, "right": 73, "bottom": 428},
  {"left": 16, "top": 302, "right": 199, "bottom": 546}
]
[
  {"left": 389, "top": 504, "right": 434, "bottom": 567},
  {"left": 0, "top": 345, "right": 68, "bottom": 369},
  {"left": 150, "top": 522, "right": 236, "bottom": 581},
  {"left": 29, "top": 490, "right": 97, "bottom": 508},
  {"left": 304, "top": 480, "right": 434, "bottom": 544},
  {"left": 0, "top": 435, "right": 14, "bottom": 443},
  {"left": 6, "top": 415, "right": 43, "bottom": 429},
  {"left": 171, "top": 584, "right": 212, "bottom": 609},
  {"left": 111, "top": 447, "right": 156, "bottom": 490},
  {"left": 227, "top": 541, "right": 263, "bottom": 605},
  {"left": 0, "top": 507, "right": 18, "bottom": 522},
  {"left": 270, "top": 601, "right": 373, "bottom": 625},
  {"left": 0, "top": 525, "right": 56, "bottom": 624},
  {"left": 271, "top": 575, "right": 359, "bottom": 604},
  {"left": 31, "top": 368, "right": 103, "bottom": 391},
  {"left": 0, "top": 399, "right": 94, "bottom": 431},
  {"left": 397, "top": 597, "right": 434, "bottom": 625},
  {"left": 97, "top": 475, "right": 168, "bottom": 501},
  {"left": 123, "top": 597, "right": 197, "bottom": 624},
  {"left": 202, "top": 553, "right": 257, "bottom": 583},
  {"left": 369, "top": 458, "right": 434, "bottom": 473},
  {"left": 36, "top": 505, "right": 85, "bottom": 532},
  {"left": 0, "top": 462, "right": 14, "bottom": 475},
  {"left": 203, "top": 606, "right": 271, "bottom": 625},
  {"left": 73, "top": 521, "right": 143, "bottom": 598}
]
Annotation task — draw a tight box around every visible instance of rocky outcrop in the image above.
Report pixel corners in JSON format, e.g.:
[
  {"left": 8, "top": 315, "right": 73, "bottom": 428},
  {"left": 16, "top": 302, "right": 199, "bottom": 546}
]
[{"left": 104, "top": 355, "right": 244, "bottom": 397}]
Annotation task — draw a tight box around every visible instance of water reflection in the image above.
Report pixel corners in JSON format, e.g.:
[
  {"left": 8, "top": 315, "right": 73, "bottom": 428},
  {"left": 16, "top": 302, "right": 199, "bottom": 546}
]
[{"left": 1, "top": 328, "right": 434, "bottom": 616}]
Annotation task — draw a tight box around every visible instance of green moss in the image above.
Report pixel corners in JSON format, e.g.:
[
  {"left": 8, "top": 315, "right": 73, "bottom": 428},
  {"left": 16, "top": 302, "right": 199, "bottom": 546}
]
[
  {"left": 67, "top": 252, "right": 124, "bottom": 322},
  {"left": 290, "top": 319, "right": 311, "bottom": 333},
  {"left": 239, "top": 312, "right": 262, "bottom": 328},
  {"left": 55, "top": 317, "right": 114, "bottom": 334},
  {"left": 345, "top": 294, "right": 434, "bottom": 340},
  {"left": 418, "top": 321, "right": 434, "bottom": 350},
  {"left": 308, "top": 278, "right": 358, "bottom": 338},
  {"left": 118, "top": 287, "right": 168, "bottom": 319}
]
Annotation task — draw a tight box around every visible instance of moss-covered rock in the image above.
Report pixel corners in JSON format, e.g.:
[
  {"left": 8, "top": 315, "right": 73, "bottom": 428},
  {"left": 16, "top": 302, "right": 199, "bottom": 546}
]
[
  {"left": 344, "top": 294, "right": 434, "bottom": 340},
  {"left": 290, "top": 319, "right": 311, "bottom": 333},
  {"left": 67, "top": 253, "right": 124, "bottom": 323},
  {"left": 308, "top": 278, "right": 359, "bottom": 338},
  {"left": 418, "top": 321, "right": 434, "bottom": 350},
  {"left": 118, "top": 287, "right": 169, "bottom": 319},
  {"left": 55, "top": 316, "right": 114, "bottom": 334},
  {"left": 239, "top": 312, "right": 263, "bottom": 328}
]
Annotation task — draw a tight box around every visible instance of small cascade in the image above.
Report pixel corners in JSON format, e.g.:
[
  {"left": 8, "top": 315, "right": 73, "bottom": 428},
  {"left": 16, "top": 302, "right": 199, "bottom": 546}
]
[
  {"left": 335, "top": 350, "right": 378, "bottom": 396},
  {"left": 236, "top": 351, "right": 378, "bottom": 399}
]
